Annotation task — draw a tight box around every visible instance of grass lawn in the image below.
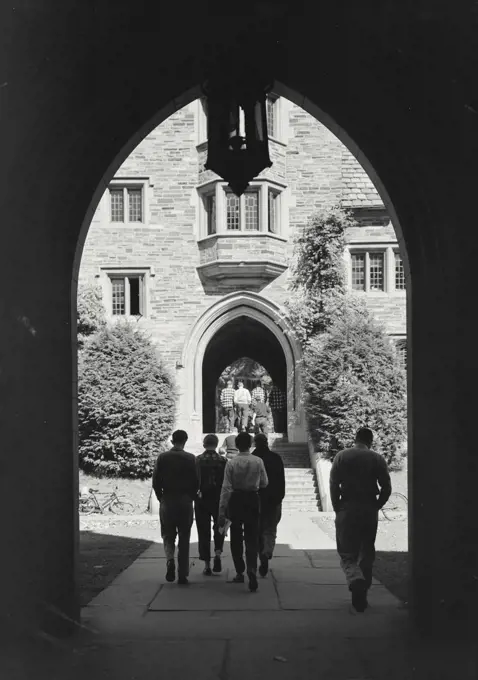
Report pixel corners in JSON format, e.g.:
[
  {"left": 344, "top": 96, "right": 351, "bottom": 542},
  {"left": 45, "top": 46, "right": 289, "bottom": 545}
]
[{"left": 79, "top": 529, "right": 154, "bottom": 606}]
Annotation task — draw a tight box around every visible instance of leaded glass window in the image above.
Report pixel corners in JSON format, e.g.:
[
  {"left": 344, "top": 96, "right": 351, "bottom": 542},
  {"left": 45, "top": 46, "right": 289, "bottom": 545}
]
[
  {"left": 244, "top": 190, "right": 259, "bottom": 230},
  {"left": 351, "top": 254, "right": 365, "bottom": 291},
  {"left": 395, "top": 252, "right": 405, "bottom": 290},
  {"left": 369, "top": 253, "right": 384, "bottom": 291},
  {"left": 128, "top": 188, "right": 143, "bottom": 222},
  {"left": 226, "top": 191, "right": 240, "bottom": 230},
  {"left": 110, "top": 188, "right": 124, "bottom": 222}
]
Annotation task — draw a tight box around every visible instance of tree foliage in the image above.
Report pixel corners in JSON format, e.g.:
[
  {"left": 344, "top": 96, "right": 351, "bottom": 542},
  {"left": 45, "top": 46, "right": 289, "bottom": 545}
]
[
  {"left": 286, "top": 205, "right": 407, "bottom": 467},
  {"left": 77, "top": 282, "right": 106, "bottom": 348},
  {"left": 78, "top": 322, "right": 176, "bottom": 479},
  {"left": 303, "top": 298, "right": 407, "bottom": 468},
  {"left": 286, "top": 205, "right": 354, "bottom": 343}
]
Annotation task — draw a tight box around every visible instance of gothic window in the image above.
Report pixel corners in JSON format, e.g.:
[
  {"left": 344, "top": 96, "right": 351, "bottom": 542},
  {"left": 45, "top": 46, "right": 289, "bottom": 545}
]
[
  {"left": 109, "top": 185, "right": 144, "bottom": 223},
  {"left": 268, "top": 188, "right": 280, "bottom": 234},
  {"left": 350, "top": 251, "right": 385, "bottom": 292},
  {"left": 109, "top": 275, "right": 145, "bottom": 316},
  {"left": 266, "top": 95, "right": 278, "bottom": 138},
  {"left": 226, "top": 191, "right": 240, "bottom": 230}
]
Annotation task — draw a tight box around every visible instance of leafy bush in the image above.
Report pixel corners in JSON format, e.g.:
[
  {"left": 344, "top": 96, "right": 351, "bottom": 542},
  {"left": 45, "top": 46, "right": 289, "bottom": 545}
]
[
  {"left": 78, "top": 322, "right": 176, "bottom": 479},
  {"left": 77, "top": 282, "right": 106, "bottom": 348},
  {"left": 303, "top": 296, "right": 407, "bottom": 469}
]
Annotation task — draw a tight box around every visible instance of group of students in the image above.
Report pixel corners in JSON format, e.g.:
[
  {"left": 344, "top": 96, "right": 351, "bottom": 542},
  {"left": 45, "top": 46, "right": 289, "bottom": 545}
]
[
  {"left": 219, "top": 379, "right": 287, "bottom": 435},
  {"left": 152, "top": 424, "right": 393, "bottom": 612},
  {"left": 152, "top": 429, "right": 285, "bottom": 592}
]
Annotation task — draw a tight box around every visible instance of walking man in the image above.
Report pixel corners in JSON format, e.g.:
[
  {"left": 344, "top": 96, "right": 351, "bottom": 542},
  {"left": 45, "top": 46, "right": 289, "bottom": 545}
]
[
  {"left": 152, "top": 430, "right": 199, "bottom": 585},
  {"left": 234, "top": 380, "right": 252, "bottom": 432},
  {"left": 330, "top": 427, "right": 392, "bottom": 612},
  {"left": 220, "top": 379, "right": 236, "bottom": 432},
  {"left": 195, "top": 434, "right": 227, "bottom": 576},
  {"left": 252, "top": 434, "right": 285, "bottom": 577},
  {"left": 218, "top": 432, "right": 268, "bottom": 592},
  {"left": 253, "top": 399, "right": 271, "bottom": 435},
  {"left": 268, "top": 383, "right": 287, "bottom": 437}
]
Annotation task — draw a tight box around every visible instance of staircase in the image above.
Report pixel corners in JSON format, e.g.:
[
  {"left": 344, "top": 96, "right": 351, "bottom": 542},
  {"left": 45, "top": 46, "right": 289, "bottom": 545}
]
[
  {"left": 269, "top": 436, "right": 321, "bottom": 513},
  {"left": 192, "top": 434, "right": 321, "bottom": 514}
]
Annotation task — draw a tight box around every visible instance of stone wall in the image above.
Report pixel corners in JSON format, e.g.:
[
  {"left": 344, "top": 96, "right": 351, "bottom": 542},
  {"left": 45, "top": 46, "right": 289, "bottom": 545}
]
[{"left": 79, "top": 97, "right": 407, "bottom": 377}]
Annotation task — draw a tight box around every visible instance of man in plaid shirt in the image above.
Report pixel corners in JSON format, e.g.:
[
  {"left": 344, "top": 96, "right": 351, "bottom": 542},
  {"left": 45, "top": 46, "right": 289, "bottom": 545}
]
[
  {"left": 268, "top": 384, "right": 287, "bottom": 436},
  {"left": 251, "top": 381, "right": 265, "bottom": 406},
  {"left": 220, "top": 379, "right": 236, "bottom": 431}
]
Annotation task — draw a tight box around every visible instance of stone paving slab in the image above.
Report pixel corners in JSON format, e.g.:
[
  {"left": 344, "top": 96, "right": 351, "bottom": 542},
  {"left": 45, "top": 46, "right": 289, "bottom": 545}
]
[
  {"left": 149, "top": 568, "right": 280, "bottom": 611},
  {"left": 275, "top": 581, "right": 400, "bottom": 611},
  {"left": 271, "top": 566, "right": 379, "bottom": 585}
]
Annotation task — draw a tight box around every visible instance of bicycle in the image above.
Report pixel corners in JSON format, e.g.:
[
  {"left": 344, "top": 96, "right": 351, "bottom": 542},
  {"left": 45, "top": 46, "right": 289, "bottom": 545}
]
[
  {"left": 381, "top": 492, "right": 408, "bottom": 521},
  {"left": 79, "top": 487, "right": 135, "bottom": 515}
]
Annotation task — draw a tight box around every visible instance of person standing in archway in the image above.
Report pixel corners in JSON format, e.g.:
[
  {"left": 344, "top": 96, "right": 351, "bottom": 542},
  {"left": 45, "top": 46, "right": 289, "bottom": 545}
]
[
  {"left": 195, "top": 434, "right": 227, "bottom": 576},
  {"left": 152, "top": 430, "right": 199, "bottom": 586},
  {"left": 218, "top": 432, "right": 268, "bottom": 592},
  {"left": 330, "top": 427, "right": 392, "bottom": 612},
  {"left": 253, "top": 399, "right": 271, "bottom": 435},
  {"left": 220, "top": 379, "right": 236, "bottom": 432},
  {"left": 251, "top": 380, "right": 265, "bottom": 406},
  {"left": 268, "top": 383, "right": 287, "bottom": 437},
  {"left": 234, "top": 380, "right": 252, "bottom": 432}
]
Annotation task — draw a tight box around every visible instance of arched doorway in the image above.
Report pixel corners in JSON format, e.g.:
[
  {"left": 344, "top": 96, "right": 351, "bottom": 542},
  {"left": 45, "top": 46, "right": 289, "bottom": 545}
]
[
  {"left": 177, "top": 291, "right": 304, "bottom": 443},
  {"left": 202, "top": 316, "right": 287, "bottom": 433}
]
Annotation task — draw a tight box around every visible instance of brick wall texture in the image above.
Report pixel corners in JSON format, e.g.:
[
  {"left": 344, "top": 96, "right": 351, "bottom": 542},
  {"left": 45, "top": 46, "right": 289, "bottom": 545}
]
[{"left": 80, "top": 98, "right": 406, "bottom": 377}]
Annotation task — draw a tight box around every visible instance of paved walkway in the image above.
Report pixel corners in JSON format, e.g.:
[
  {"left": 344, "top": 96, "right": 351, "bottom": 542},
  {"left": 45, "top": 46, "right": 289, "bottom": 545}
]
[{"left": 5, "top": 514, "right": 475, "bottom": 679}]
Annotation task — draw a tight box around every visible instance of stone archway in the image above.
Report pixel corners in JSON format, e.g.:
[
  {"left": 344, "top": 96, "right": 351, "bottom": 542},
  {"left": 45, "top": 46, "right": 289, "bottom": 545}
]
[{"left": 176, "top": 292, "right": 305, "bottom": 443}]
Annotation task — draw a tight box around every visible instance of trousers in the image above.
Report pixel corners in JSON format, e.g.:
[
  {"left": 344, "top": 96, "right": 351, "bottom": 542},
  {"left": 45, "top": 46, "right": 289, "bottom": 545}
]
[
  {"left": 271, "top": 409, "right": 286, "bottom": 434},
  {"left": 254, "top": 416, "right": 269, "bottom": 434},
  {"left": 259, "top": 502, "right": 282, "bottom": 559},
  {"left": 195, "top": 496, "right": 224, "bottom": 561},
  {"left": 236, "top": 404, "right": 249, "bottom": 431},
  {"left": 222, "top": 406, "right": 235, "bottom": 431},
  {"left": 228, "top": 490, "right": 260, "bottom": 574},
  {"left": 159, "top": 494, "right": 194, "bottom": 579},
  {"left": 335, "top": 502, "right": 378, "bottom": 589}
]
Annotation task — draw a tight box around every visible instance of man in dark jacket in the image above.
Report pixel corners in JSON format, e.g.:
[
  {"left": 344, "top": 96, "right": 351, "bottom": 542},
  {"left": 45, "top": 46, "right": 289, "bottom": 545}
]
[
  {"left": 195, "top": 434, "right": 227, "bottom": 575},
  {"left": 253, "top": 400, "right": 271, "bottom": 435},
  {"left": 329, "top": 427, "right": 392, "bottom": 612},
  {"left": 252, "top": 433, "right": 286, "bottom": 577},
  {"left": 152, "top": 430, "right": 199, "bottom": 585}
]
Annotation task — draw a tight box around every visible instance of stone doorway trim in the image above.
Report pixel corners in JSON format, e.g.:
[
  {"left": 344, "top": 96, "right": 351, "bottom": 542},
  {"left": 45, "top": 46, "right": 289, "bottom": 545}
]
[{"left": 177, "top": 291, "right": 305, "bottom": 442}]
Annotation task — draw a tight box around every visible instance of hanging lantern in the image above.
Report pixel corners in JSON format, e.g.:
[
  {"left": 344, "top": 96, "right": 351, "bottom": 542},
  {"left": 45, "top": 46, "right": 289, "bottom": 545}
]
[{"left": 202, "top": 66, "right": 273, "bottom": 196}]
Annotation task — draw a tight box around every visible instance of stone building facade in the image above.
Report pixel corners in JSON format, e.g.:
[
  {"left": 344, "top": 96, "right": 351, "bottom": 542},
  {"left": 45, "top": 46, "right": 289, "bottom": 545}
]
[{"left": 79, "top": 96, "right": 406, "bottom": 443}]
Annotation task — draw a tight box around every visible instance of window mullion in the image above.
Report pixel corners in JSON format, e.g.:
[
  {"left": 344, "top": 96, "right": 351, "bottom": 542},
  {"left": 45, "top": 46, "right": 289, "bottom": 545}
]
[
  {"left": 124, "top": 187, "right": 128, "bottom": 223},
  {"left": 365, "top": 252, "right": 370, "bottom": 292},
  {"left": 260, "top": 184, "right": 268, "bottom": 232},
  {"left": 216, "top": 184, "right": 225, "bottom": 234}
]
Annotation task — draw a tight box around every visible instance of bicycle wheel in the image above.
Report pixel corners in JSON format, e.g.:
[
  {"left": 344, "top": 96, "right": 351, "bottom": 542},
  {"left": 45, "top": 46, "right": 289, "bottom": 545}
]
[
  {"left": 110, "top": 500, "right": 135, "bottom": 515},
  {"left": 382, "top": 492, "right": 408, "bottom": 520},
  {"left": 79, "top": 497, "right": 97, "bottom": 515}
]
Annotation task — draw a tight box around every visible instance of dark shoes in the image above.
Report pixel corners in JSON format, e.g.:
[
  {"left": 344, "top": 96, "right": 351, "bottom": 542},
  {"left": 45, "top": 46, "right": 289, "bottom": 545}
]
[
  {"left": 232, "top": 573, "right": 245, "bottom": 583},
  {"left": 248, "top": 571, "right": 258, "bottom": 592},
  {"left": 213, "top": 555, "right": 222, "bottom": 573},
  {"left": 203, "top": 566, "right": 213, "bottom": 576},
  {"left": 350, "top": 578, "right": 368, "bottom": 612},
  {"left": 259, "top": 556, "right": 269, "bottom": 578},
  {"left": 178, "top": 576, "right": 189, "bottom": 585},
  {"left": 166, "top": 559, "right": 176, "bottom": 583}
]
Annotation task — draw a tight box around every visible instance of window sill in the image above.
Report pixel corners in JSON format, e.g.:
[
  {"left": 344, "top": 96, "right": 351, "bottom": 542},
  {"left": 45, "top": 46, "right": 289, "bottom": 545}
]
[{"left": 198, "top": 231, "right": 287, "bottom": 245}]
